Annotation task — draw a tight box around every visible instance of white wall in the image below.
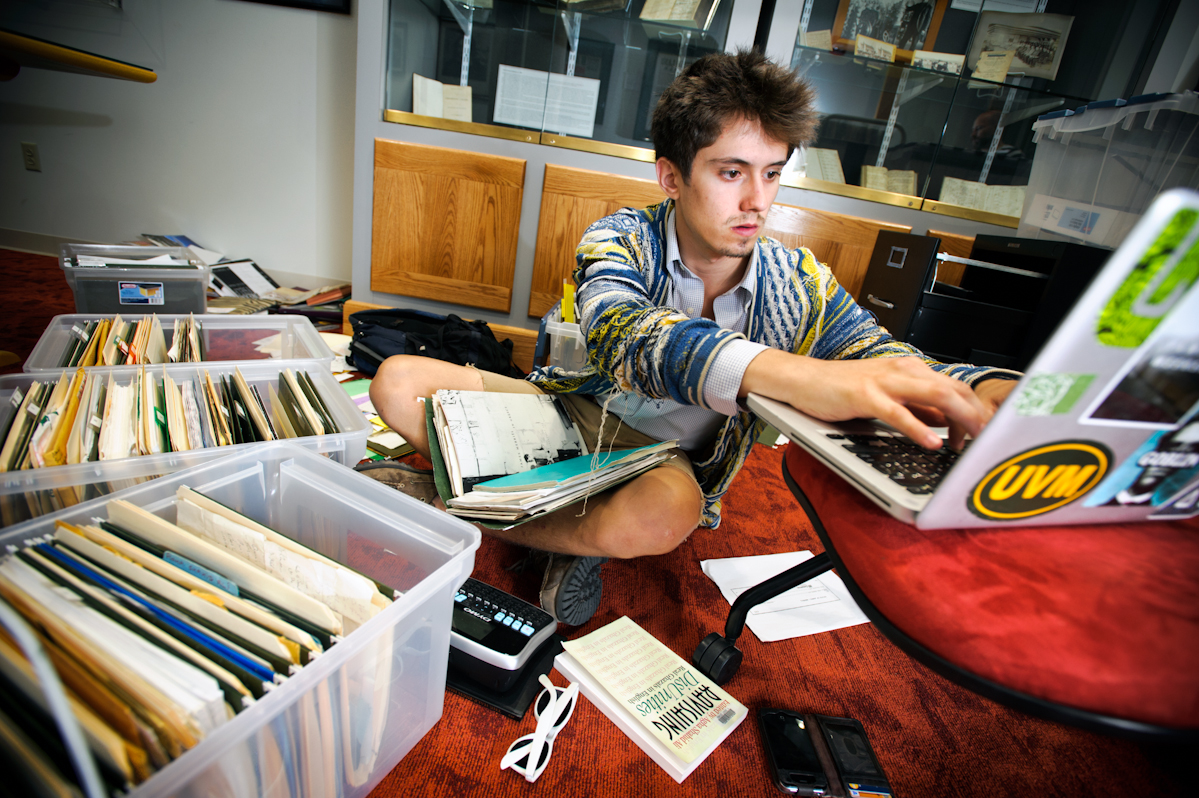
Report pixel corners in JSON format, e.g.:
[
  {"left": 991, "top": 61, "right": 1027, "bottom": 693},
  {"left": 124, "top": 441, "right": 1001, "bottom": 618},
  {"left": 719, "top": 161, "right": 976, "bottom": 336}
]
[{"left": 0, "top": 0, "right": 357, "bottom": 282}]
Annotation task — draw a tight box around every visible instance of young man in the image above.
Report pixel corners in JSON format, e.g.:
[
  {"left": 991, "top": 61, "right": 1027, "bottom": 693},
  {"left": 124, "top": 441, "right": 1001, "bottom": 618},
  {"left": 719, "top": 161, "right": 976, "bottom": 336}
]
[{"left": 370, "top": 50, "right": 1018, "bottom": 626}]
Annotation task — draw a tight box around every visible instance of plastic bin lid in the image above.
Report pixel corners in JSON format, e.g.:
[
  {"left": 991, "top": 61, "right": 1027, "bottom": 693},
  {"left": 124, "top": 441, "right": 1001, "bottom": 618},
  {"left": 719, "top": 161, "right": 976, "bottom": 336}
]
[{"left": 1033, "top": 90, "right": 1198, "bottom": 132}]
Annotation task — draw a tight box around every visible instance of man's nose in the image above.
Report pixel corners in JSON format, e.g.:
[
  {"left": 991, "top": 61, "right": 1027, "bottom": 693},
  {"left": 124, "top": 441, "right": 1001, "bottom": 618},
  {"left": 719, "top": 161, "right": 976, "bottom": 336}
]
[{"left": 742, "top": 175, "right": 770, "bottom": 212}]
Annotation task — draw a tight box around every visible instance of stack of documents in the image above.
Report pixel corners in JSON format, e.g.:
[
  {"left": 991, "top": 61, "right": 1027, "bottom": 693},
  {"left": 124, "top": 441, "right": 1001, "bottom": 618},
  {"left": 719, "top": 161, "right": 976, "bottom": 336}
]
[
  {"left": 68, "top": 253, "right": 198, "bottom": 269},
  {"left": 0, "top": 366, "right": 341, "bottom": 525},
  {"left": 0, "top": 487, "right": 395, "bottom": 795},
  {"left": 445, "top": 441, "right": 678, "bottom": 523},
  {"left": 343, "top": 379, "right": 413, "bottom": 459},
  {"left": 428, "top": 390, "right": 676, "bottom": 524},
  {"left": 52, "top": 314, "right": 207, "bottom": 368}
]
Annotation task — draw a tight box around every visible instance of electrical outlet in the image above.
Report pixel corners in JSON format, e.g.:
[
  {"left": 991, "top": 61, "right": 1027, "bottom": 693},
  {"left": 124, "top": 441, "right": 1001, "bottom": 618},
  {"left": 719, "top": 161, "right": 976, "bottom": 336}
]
[{"left": 21, "top": 142, "right": 41, "bottom": 172}]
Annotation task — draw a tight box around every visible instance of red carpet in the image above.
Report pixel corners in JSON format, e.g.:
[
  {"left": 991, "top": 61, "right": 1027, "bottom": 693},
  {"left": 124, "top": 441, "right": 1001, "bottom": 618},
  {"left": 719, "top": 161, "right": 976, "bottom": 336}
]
[
  {"left": 373, "top": 446, "right": 1192, "bottom": 798},
  {"left": 0, "top": 249, "right": 77, "bottom": 374},
  {"left": 0, "top": 249, "right": 1191, "bottom": 796}
]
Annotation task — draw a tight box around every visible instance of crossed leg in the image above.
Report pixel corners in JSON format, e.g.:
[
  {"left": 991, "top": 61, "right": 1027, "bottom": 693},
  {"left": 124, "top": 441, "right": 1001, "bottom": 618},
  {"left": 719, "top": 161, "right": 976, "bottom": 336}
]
[{"left": 369, "top": 355, "right": 704, "bottom": 559}]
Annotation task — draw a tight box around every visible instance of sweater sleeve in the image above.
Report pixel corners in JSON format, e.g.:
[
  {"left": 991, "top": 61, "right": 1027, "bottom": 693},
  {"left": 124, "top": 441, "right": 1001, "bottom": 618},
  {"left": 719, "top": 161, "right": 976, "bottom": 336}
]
[
  {"left": 573, "top": 208, "right": 752, "bottom": 410},
  {"left": 794, "top": 248, "right": 1021, "bottom": 386}
]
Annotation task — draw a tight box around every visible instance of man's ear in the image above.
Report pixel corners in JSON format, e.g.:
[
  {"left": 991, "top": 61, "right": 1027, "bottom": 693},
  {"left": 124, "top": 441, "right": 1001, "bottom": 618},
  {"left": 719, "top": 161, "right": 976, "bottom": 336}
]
[{"left": 656, "top": 157, "right": 683, "bottom": 200}]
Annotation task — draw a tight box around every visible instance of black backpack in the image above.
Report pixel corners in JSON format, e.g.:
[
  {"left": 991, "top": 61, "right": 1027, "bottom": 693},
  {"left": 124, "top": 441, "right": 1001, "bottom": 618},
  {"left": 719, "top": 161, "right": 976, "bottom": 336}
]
[{"left": 348, "top": 308, "right": 525, "bottom": 378}]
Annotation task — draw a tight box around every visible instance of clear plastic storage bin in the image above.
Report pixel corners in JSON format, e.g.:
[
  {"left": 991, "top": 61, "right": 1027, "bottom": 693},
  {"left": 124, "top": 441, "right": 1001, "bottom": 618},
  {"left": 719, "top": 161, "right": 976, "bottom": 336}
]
[
  {"left": 1020, "top": 92, "right": 1199, "bottom": 248},
  {"left": 0, "top": 442, "right": 481, "bottom": 798},
  {"left": 60, "top": 244, "right": 210, "bottom": 314},
  {"left": 0, "top": 362, "right": 369, "bottom": 527},
  {"left": 24, "top": 314, "right": 336, "bottom": 374},
  {"left": 538, "top": 303, "right": 586, "bottom": 371}
]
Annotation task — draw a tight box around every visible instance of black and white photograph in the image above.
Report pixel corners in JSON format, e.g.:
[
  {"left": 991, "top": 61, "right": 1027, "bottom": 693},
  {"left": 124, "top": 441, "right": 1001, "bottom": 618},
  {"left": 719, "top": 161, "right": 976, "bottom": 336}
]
[
  {"left": 834, "top": 0, "right": 947, "bottom": 51},
  {"left": 966, "top": 11, "right": 1074, "bottom": 80},
  {"left": 855, "top": 35, "right": 896, "bottom": 62},
  {"left": 912, "top": 49, "right": 964, "bottom": 74}
]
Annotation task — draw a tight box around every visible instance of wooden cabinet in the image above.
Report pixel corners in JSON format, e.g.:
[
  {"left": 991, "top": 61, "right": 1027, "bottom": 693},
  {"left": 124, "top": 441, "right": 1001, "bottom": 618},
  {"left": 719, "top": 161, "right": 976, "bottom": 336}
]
[
  {"left": 528, "top": 164, "right": 666, "bottom": 319},
  {"left": 371, "top": 139, "right": 525, "bottom": 312}
]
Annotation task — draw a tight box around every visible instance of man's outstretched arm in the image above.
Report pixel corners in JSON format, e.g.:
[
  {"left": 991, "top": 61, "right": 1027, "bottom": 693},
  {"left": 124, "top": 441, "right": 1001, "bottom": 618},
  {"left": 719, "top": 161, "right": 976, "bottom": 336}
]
[{"left": 739, "top": 349, "right": 1017, "bottom": 450}]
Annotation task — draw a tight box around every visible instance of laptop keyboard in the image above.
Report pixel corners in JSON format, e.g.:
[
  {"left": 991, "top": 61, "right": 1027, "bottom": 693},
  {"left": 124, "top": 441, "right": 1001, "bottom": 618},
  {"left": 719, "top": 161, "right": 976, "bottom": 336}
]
[{"left": 826, "top": 434, "right": 961, "bottom": 495}]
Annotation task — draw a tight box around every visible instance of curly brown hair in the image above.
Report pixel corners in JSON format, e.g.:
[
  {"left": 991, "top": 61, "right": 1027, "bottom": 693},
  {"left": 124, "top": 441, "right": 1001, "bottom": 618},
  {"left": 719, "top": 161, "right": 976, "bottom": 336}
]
[{"left": 651, "top": 49, "right": 818, "bottom": 181}]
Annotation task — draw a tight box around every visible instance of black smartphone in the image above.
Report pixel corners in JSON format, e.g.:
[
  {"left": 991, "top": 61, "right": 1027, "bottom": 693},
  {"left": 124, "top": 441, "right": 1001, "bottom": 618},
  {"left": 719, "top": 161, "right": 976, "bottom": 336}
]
[
  {"left": 814, "top": 714, "right": 893, "bottom": 798},
  {"left": 758, "top": 708, "right": 831, "bottom": 795}
]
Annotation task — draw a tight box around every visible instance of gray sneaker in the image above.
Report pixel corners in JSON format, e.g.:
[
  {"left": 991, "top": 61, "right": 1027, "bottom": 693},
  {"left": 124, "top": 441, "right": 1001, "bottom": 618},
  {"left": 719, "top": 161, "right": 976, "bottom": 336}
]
[
  {"left": 353, "top": 461, "right": 439, "bottom": 504},
  {"left": 539, "top": 553, "right": 606, "bottom": 626}
]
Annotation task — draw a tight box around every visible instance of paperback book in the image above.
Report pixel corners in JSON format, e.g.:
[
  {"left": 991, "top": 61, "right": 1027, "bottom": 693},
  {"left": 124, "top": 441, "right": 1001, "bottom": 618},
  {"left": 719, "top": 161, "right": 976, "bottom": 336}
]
[{"left": 555, "top": 616, "right": 747, "bottom": 782}]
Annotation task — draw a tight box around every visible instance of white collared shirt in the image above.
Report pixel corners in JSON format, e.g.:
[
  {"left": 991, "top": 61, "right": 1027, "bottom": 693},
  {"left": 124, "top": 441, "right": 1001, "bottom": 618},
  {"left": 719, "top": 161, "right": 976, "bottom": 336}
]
[{"left": 602, "top": 209, "right": 769, "bottom": 452}]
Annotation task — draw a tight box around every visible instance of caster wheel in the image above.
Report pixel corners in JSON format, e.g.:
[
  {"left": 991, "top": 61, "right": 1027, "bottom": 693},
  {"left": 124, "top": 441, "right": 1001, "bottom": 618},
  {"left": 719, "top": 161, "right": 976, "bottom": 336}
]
[{"left": 692, "top": 632, "right": 743, "bottom": 685}]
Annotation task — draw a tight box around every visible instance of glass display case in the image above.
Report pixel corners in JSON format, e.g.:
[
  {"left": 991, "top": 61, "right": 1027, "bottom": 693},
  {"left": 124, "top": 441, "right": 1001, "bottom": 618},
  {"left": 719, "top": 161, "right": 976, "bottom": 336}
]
[
  {"left": 384, "top": 0, "right": 733, "bottom": 158},
  {"left": 772, "top": 0, "right": 1156, "bottom": 225},
  {"left": 378, "top": 0, "right": 1147, "bottom": 225},
  {"left": 784, "top": 42, "right": 1085, "bottom": 224}
]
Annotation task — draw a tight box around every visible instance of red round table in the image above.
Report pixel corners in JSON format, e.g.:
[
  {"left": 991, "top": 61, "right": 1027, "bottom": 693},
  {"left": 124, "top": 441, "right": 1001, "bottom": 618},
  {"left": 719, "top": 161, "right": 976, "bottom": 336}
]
[{"left": 778, "top": 443, "right": 1199, "bottom": 740}]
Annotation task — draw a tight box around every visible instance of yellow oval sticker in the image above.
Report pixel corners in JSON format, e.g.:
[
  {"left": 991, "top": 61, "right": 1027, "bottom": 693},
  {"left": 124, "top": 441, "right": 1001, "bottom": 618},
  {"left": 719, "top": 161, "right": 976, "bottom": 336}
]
[{"left": 969, "top": 441, "right": 1112, "bottom": 521}]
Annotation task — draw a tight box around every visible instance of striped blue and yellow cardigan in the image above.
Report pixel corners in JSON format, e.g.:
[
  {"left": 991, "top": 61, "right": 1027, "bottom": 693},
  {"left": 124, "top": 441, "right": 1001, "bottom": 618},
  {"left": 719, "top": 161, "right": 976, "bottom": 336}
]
[{"left": 528, "top": 199, "right": 1012, "bottom": 528}]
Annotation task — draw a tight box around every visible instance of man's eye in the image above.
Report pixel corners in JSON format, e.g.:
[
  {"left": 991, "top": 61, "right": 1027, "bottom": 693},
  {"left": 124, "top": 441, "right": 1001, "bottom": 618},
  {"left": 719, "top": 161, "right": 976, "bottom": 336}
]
[
  {"left": 722, "top": 170, "right": 740, "bottom": 179},
  {"left": 766, "top": 170, "right": 781, "bottom": 180}
]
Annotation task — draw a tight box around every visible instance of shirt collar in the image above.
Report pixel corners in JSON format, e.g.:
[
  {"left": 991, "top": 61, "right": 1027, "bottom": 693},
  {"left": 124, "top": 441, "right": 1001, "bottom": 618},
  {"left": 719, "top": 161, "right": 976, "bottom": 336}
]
[{"left": 665, "top": 204, "right": 759, "bottom": 301}]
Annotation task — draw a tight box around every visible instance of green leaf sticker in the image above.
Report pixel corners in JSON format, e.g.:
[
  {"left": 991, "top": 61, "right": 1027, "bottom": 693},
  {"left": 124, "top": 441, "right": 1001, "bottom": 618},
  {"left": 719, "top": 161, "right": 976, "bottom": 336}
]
[{"left": 1097, "top": 208, "right": 1199, "bottom": 348}]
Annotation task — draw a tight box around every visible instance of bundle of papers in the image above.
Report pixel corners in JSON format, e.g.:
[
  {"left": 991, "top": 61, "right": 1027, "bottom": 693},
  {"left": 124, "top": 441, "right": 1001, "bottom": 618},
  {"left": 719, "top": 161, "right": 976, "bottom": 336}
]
[
  {"left": 431, "top": 390, "right": 587, "bottom": 496},
  {"left": 0, "top": 367, "right": 340, "bottom": 526},
  {"left": 70, "top": 253, "right": 198, "bottom": 269},
  {"left": 445, "top": 441, "right": 678, "bottom": 523},
  {"left": 0, "top": 488, "right": 395, "bottom": 795},
  {"left": 54, "top": 314, "right": 207, "bottom": 368},
  {"left": 429, "top": 389, "right": 676, "bottom": 524}
]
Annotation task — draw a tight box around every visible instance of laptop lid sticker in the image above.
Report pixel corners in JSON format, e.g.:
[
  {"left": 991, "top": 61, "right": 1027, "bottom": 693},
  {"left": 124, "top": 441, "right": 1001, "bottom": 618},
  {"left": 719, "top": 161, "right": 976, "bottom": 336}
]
[
  {"left": 1084, "top": 423, "right": 1199, "bottom": 511},
  {"left": 969, "top": 441, "right": 1112, "bottom": 521}
]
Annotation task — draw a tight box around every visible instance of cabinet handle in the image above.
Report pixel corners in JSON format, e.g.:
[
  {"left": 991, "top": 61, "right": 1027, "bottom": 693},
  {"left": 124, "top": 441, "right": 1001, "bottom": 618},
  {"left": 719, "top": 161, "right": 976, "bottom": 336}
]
[{"left": 867, "top": 294, "right": 894, "bottom": 310}]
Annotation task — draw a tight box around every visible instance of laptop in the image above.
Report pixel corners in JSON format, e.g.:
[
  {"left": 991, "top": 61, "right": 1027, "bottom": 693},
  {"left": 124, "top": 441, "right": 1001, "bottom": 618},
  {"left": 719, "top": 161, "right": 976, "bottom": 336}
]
[{"left": 749, "top": 188, "right": 1199, "bottom": 529}]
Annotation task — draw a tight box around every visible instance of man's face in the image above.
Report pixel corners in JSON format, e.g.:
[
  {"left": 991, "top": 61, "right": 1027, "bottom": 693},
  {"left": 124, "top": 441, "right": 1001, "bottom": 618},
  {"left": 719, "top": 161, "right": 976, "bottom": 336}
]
[{"left": 657, "top": 118, "right": 789, "bottom": 269}]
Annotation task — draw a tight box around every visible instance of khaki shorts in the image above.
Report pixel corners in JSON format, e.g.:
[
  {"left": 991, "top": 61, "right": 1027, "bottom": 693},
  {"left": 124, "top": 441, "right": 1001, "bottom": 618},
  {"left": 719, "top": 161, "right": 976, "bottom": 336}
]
[{"left": 474, "top": 369, "right": 698, "bottom": 486}]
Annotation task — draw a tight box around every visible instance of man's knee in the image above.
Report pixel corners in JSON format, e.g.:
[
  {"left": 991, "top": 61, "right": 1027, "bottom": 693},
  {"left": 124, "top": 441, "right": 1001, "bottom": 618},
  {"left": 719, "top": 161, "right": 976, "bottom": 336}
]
[
  {"left": 370, "top": 356, "right": 482, "bottom": 410},
  {"left": 372, "top": 355, "right": 424, "bottom": 395},
  {"left": 592, "top": 468, "right": 703, "bottom": 558}
]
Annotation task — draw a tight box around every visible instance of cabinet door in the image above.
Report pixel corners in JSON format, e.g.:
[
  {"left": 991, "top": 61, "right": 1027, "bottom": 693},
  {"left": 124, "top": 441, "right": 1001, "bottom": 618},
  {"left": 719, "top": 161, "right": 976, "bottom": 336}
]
[
  {"left": 528, "top": 164, "right": 666, "bottom": 320},
  {"left": 372, "top": 139, "right": 525, "bottom": 312}
]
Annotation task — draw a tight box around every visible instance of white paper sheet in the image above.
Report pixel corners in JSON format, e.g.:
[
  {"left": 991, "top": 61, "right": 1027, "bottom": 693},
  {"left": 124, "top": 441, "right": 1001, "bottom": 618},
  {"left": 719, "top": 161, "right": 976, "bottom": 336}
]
[
  {"left": 493, "top": 65, "right": 600, "bottom": 138},
  {"left": 700, "top": 551, "right": 869, "bottom": 643},
  {"left": 413, "top": 73, "right": 444, "bottom": 117}
]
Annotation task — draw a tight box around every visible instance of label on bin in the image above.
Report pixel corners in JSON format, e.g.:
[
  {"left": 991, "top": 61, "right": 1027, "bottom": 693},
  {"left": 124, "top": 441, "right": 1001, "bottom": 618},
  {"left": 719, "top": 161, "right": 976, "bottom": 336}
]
[
  {"left": 1022, "top": 194, "right": 1121, "bottom": 245},
  {"left": 118, "top": 281, "right": 165, "bottom": 305}
]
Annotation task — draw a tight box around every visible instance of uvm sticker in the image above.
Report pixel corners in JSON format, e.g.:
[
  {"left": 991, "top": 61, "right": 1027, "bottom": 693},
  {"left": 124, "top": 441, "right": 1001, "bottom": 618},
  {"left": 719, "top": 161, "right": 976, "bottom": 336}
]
[{"left": 970, "top": 441, "right": 1112, "bottom": 521}]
